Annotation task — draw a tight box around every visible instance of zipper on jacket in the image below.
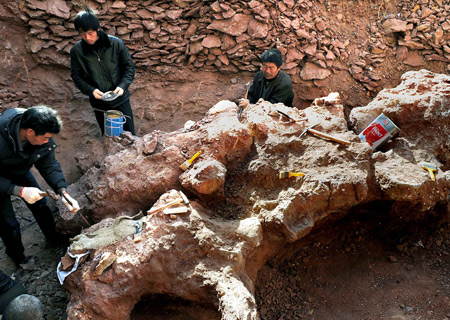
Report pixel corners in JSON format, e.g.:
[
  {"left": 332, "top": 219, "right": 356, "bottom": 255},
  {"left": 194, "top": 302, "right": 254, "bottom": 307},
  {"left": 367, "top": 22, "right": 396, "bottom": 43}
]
[
  {"left": 96, "top": 48, "right": 114, "bottom": 92},
  {"left": 93, "top": 45, "right": 115, "bottom": 92}
]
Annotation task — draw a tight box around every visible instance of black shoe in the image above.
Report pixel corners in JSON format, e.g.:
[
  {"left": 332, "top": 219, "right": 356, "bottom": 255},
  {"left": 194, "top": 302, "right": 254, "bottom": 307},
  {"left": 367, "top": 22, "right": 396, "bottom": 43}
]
[
  {"left": 18, "top": 256, "right": 36, "bottom": 271},
  {"left": 12, "top": 254, "right": 26, "bottom": 266},
  {"left": 13, "top": 255, "right": 32, "bottom": 269}
]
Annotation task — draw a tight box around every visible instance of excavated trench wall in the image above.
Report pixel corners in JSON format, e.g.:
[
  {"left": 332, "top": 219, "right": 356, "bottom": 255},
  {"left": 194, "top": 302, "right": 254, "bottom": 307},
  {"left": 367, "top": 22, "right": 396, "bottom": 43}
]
[
  {"left": 1, "top": 1, "right": 450, "bottom": 318},
  {"left": 3, "top": 0, "right": 450, "bottom": 111},
  {"left": 1, "top": 1, "right": 449, "bottom": 183}
]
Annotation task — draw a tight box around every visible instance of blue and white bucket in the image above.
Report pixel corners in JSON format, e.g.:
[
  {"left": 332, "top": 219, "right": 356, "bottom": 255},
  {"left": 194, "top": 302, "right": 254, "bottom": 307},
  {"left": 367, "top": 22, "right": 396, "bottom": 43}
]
[{"left": 104, "top": 110, "right": 126, "bottom": 137}]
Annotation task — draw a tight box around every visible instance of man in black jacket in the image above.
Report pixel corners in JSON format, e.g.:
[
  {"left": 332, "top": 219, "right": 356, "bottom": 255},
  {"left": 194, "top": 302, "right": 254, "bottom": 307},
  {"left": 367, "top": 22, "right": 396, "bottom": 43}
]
[
  {"left": 70, "top": 6, "right": 136, "bottom": 135},
  {"left": 0, "top": 106, "right": 79, "bottom": 267},
  {"left": 239, "top": 48, "right": 294, "bottom": 108},
  {"left": 0, "top": 270, "right": 27, "bottom": 314},
  {"left": 0, "top": 270, "right": 43, "bottom": 318}
]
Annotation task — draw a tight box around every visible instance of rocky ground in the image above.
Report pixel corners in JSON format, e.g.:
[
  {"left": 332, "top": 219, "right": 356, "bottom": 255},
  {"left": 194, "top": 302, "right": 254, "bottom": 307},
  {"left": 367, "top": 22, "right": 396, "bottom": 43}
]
[
  {"left": 2, "top": 196, "right": 449, "bottom": 319},
  {"left": 1, "top": 0, "right": 450, "bottom": 319},
  {"left": 256, "top": 206, "right": 450, "bottom": 320},
  {"left": 0, "top": 198, "right": 68, "bottom": 320}
]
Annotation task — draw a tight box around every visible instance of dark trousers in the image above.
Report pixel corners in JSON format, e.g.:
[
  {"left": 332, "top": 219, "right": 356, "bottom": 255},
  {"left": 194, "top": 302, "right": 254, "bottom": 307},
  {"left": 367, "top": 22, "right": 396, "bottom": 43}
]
[
  {"left": 93, "top": 99, "right": 135, "bottom": 135},
  {"left": 0, "top": 171, "right": 58, "bottom": 264}
]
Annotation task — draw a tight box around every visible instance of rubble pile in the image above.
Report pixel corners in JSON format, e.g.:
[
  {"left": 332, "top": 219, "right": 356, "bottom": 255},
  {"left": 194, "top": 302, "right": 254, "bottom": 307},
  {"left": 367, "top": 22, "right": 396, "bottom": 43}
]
[
  {"left": 59, "top": 70, "right": 450, "bottom": 319},
  {"left": 393, "top": 1, "right": 450, "bottom": 64},
  {"left": 6, "top": 0, "right": 450, "bottom": 98},
  {"left": 339, "top": 0, "right": 450, "bottom": 94}
]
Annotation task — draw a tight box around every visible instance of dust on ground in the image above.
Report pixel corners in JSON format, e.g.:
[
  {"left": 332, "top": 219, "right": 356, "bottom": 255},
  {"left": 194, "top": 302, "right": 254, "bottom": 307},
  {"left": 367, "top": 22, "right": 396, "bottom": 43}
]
[{"left": 256, "top": 205, "right": 450, "bottom": 320}]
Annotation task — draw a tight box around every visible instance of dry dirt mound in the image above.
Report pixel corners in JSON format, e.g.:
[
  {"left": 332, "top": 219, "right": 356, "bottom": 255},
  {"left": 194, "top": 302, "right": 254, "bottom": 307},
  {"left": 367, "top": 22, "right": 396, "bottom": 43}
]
[
  {"left": 3, "top": 196, "right": 449, "bottom": 319},
  {"left": 52, "top": 69, "right": 450, "bottom": 319},
  {"left": 256, "top": 207, "right": 450, "bottom": 320}
]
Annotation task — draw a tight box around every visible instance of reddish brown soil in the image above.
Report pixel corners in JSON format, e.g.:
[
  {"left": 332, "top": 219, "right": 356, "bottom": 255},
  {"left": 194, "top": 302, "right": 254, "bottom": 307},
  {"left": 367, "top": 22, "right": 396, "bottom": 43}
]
[
  {"left": 3, "top": 200, "right": 449, "bottom": 319},
  {"left": 1, "top": 1, "right": 450, "bottom": 319},
  {"left": 256, "top": 206, "right": 450, "bottom": 320}
]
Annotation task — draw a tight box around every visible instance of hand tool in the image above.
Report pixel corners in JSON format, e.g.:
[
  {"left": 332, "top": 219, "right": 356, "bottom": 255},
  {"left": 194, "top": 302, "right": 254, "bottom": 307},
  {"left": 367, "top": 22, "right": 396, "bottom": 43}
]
[
  {"left": 39, "top": 189, "right": 59, "bottom": 201},
  {"left": 133, "top": 221, "right": 143, "bottom": 243},
  {"left": 163, "top": 206, "right": 189, "bottom": 215},
  {"left": 299, "top": 124, "right": 351, "bottom": 146},
  {"left": 421, "top": 162, "right": 437, "bottom": 181},
  {"left": 180, "top": 150, "right": 202, "bottom": 171},
  {"left": 147, "top": 191, "right": 190, "bottom": 215},
  {"left": 243, "top": 81, "right": 250, "bottom": 100},
  {"left": 279, "top": 171, "right": 305, "bottom": 179},
  {"left": 238, "top": 81, "right": 251, "bottom": 120},
  {"left": 276, "top": 110, "right": 307, "bottom": 123},
  {"left": 61, "top": 192, "right": 90, "bottom": 226}
]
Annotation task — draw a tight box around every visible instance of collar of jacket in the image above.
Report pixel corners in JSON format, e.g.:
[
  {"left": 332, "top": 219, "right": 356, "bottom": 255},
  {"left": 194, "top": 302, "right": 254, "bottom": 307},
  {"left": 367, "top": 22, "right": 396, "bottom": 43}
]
[
  {"left": 81, "top": 30, "right": 111, "bottom": 54},
  {"left": 256, "top": 70, "right": 282, "bottom": 86},
  {"left": 264, "top": 70, "right": 282, "bottom": 85},
  {"left": 0, "top": 108, "right": 24, "bottom": 154}
]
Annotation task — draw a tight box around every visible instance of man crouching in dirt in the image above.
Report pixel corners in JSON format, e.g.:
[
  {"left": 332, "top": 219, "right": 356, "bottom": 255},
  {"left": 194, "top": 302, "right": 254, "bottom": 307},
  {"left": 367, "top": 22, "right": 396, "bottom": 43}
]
[
  {"left": 0, "top": 106, "right": 80, "bottom": 268},
  {"left": 239, "top": 48, "right": 294, "bottom": 108},
  {"left": 0, "top": 269, "right": 44, "bottom": 319}
]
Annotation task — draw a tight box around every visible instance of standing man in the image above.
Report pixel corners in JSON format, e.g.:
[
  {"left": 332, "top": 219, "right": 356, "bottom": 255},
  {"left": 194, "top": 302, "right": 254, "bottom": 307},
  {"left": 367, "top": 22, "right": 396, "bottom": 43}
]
[
  {"left": 70, "top": 6, "right": 136, "bottom": 135},
  {"left": 0, "top": 106, "right": 79, "bottom": 267},
  {"left": 239, "top": 48, "right": 294, "bottom": 108}
]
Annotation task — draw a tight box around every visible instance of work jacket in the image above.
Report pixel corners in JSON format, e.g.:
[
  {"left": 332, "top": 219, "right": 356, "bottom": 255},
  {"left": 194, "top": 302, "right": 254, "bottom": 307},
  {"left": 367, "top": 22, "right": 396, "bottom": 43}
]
[
  {"left": 0, "top": 271, "right": 14, "bottom": 297},
  {"left": 0, "top": 270, "right": 27, "bottom": 314},
  {"left": 0, "top": 108, "right": 67, "bottom": 196},
  {"left": 70, "top": 30, "right": 136, "bottom": 109},
  {"left": 248, "top": 70, "right": 294, "bottom": 107}
]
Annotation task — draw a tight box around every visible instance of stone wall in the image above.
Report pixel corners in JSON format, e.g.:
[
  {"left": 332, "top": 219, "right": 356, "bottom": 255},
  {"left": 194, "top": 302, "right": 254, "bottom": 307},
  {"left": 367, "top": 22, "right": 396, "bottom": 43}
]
[{"left": 9, "top": 0, "right": 450, "bottom": 97}]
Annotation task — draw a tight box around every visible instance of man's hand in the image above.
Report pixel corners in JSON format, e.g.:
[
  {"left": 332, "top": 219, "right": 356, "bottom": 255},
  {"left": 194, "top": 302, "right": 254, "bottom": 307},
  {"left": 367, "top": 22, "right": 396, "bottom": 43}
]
[
  {"left": 61, "top": 191, "right": 80, "bottom": 214},
  {"left": 20, "top": 187, "right": 43, "bottom": 204},
  {"left": 93, "top": 89, "right": 104, "bottom": 100},
  {"left": 239, "top": 98, "right": 250, "bottom": 109},
  {"left": 113, "top": 87, "right": 124, "bottom": 96}
]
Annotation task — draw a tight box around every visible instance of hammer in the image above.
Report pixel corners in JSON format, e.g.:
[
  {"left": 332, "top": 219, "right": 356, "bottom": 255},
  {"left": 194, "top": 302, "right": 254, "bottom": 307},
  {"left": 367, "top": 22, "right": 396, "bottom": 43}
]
[
  {"left": 147, "top": 191, "right": 190, "bottom": 215},
  {"left": 41, "top": 189, "right": 90, "bottom": 227},
  {"left": 61, "top": 192, "right": 91, "bottom": 227},
  {"left": 300, "top": 124, "right": 351, "bottom": 146},
  {"left": 238, "top": 81, "right": 251, "bottom": 120},
  {"left": 277, "top": 110, "right": 307, "bottom": 123},
  {"left": 39, "top": 189, "right": 59, "bottom": 201}
]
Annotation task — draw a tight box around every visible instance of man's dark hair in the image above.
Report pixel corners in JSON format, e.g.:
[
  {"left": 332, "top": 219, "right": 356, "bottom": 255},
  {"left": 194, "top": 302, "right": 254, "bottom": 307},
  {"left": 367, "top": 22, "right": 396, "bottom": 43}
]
[
  {"left": 20, "top": 105, "right": 62, "bottom": 136},
  {"left": 261, "top": 48, "right": 283, "bottom": 68},
  {"left": 2, "top": 294, "right": 44, "bottom": 320},
  {"left": 74, "top": 6, "right": 100, "bottom": 33}
]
